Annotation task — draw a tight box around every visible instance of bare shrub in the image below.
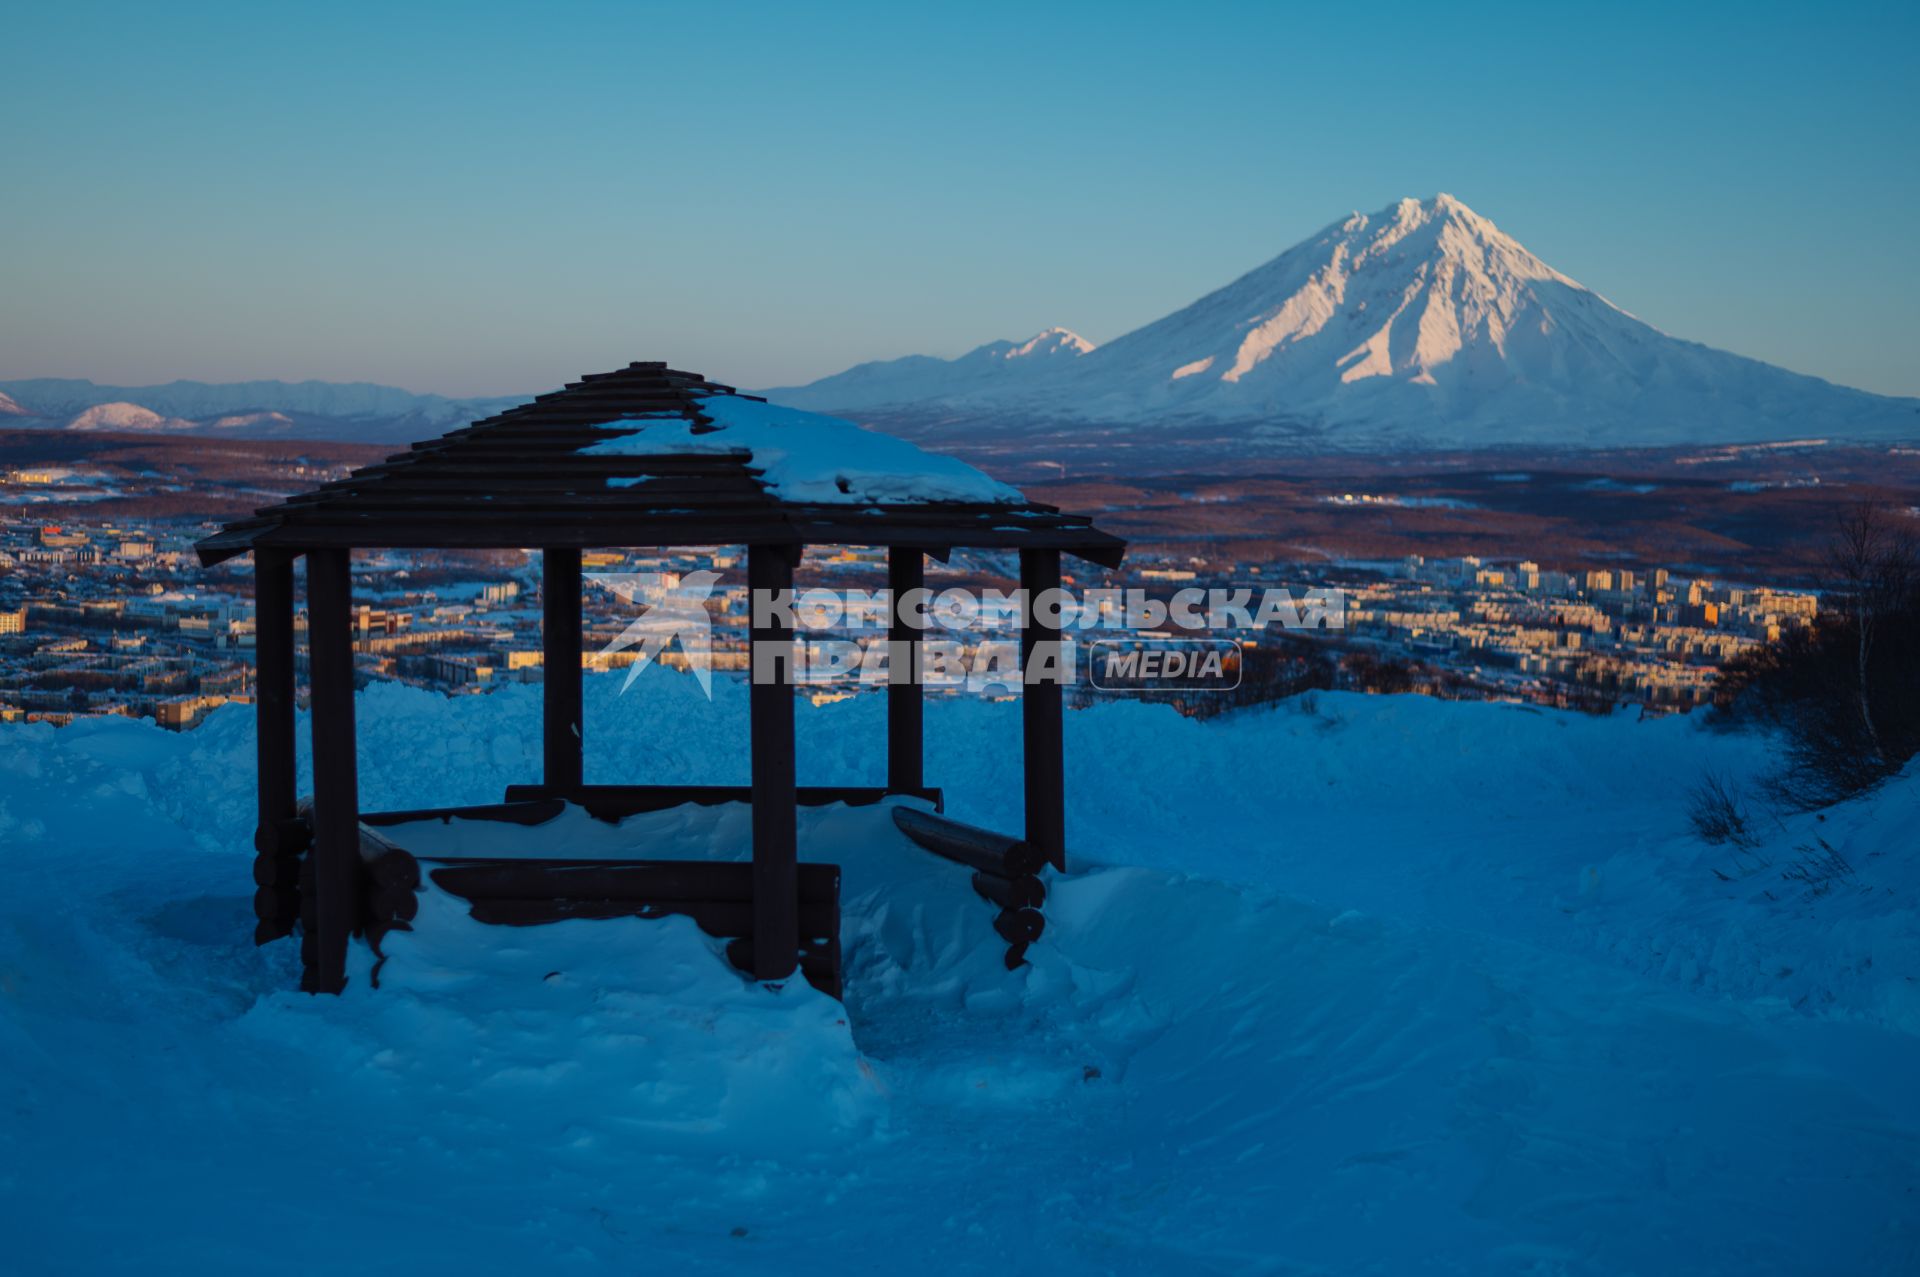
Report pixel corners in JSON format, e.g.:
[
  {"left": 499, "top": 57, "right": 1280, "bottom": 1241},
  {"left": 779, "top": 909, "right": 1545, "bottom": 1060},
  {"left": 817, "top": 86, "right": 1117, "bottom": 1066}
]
[
  {"left": 1689, "top": 770, "right": 1758, "bottom": 849},
  {"left": 1714, "top": 502, "right": 1920, "bottom": 809},
  {"left": 1780, "top": 837, "right": 1857, "bottom": 897},
  {"left": 1342, "top": 650, "right": 1417, "bottom": 694}
]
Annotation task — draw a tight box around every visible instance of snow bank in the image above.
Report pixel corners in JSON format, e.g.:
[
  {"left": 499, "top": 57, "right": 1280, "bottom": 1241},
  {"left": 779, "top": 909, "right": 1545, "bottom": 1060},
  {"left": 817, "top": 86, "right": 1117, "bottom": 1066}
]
[
  {"left": 259, "top": 884, "right": 879, "bottom": 1157},
  {"left": 584, "top": 392, "right": 1024, "bottom": 505},
  {"left": 3, "top": 678, "right": 1917, "bottom": 1273}
]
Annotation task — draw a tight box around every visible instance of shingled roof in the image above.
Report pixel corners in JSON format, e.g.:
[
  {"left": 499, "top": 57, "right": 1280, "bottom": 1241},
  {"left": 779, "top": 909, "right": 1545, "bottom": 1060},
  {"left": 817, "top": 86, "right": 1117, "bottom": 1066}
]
[{"left": 194, "top": 362, "right": 1125, "bottom": 567}]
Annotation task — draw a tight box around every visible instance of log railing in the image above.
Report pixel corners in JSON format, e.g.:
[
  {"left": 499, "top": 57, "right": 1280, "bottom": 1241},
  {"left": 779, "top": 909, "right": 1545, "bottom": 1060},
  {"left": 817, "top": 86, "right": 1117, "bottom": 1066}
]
[
  {"left": 891, "top": 806, "right": 1049, "bottom": 969},
  {"left": 251, "top": 816, "right": 311, "bottom": 945}
]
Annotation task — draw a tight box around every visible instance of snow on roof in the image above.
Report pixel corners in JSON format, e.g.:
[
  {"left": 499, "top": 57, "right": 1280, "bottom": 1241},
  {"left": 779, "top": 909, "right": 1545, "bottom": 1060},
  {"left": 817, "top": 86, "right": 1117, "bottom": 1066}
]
[{"left": 583, "top": 393, "right": 1023, "bottom": 506}]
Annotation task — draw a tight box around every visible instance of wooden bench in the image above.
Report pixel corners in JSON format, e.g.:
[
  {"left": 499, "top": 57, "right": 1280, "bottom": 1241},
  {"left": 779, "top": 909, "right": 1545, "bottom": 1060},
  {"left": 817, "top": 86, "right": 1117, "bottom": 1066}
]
[{"left": 274, "top": 796, "right": 847, "bottom": 998}]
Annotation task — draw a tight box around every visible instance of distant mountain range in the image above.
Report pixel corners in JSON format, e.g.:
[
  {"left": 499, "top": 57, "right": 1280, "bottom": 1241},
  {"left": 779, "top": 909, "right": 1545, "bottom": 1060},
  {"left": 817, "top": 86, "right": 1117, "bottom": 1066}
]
[
  {"left": 0, "top": 378, "right": 522, "bottom": 444},
  {"left": 767, "top": 195, "right": 1920, "bottom": 448},
  {"left": 6, "top": 196, "right": 1914, "bottom": 452}
]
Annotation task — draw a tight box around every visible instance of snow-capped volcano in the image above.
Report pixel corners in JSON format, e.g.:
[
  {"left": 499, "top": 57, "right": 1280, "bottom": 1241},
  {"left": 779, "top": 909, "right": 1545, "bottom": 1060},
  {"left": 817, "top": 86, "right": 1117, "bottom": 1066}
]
[{"left": 770, "top": 195, "right": 1919, "bottom": 447}]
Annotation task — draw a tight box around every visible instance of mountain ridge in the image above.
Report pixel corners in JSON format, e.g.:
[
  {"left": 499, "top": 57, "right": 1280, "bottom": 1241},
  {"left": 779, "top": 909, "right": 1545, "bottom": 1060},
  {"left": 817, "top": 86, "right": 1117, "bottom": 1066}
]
[
  {"left": 6, "top": 197, "right": 1915, "bottom": 450},
  {"left": 0, "top": 376, "right": 526, "bottom": 443},
  {"left": 767, "top": 195, "right": 1920, "bottom": 448}
]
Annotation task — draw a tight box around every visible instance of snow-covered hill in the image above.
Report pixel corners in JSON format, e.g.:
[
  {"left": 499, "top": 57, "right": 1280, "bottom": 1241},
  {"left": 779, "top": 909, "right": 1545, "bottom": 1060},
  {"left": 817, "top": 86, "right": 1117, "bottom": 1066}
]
[
  {"left": 3, "top": 675, "right": 1916, "bottom": 1272},
  {"left": 64, "top": 401, "right": 197, "bottom": 432},
  {"left": 0, "top": 377, "right": 523, "bottom": 442},
  {"left": 770, "top": 195, "right": 1920, "bottom": 448}
]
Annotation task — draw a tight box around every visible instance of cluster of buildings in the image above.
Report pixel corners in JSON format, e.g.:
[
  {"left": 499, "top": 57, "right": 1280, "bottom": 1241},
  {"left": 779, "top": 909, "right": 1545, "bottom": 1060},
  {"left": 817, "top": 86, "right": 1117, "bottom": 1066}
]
[
  {"left": 1335, "top": 555, "right": 1819, "bottom": 708},
  {"left": 0, "top": 518, "right": 753, "bottom": 726},
  {"left": 0, "top": 498, "right": 1829, "bottom": 729},
  {"left": 0, "top": 520, "right": 259, "bottom": 726}
]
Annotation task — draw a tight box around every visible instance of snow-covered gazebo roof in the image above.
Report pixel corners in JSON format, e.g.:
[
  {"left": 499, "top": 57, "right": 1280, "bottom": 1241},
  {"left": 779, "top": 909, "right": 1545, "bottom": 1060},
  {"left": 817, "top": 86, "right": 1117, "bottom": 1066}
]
[{"left": 194, "top": 362, "right": 1124, "bottom": 566}]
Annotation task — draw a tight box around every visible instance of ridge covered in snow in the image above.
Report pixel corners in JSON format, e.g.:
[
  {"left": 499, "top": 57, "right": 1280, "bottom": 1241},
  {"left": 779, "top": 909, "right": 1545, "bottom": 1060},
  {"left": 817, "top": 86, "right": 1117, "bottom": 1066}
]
[
  {"left": 763, "top": 325, "right": 1097, "bottom": 414},
  {"left": 0, "top": 375, "right": 521, "bottom": 423},
  {"left": 769, "top": 195, "right": 1920, "bottom": 448},
  {"left": 64, "top": 401, "right": 197, "bottom": 432},
  {"left": 0, "top": 376, "right": 525, "bottom": 442}
]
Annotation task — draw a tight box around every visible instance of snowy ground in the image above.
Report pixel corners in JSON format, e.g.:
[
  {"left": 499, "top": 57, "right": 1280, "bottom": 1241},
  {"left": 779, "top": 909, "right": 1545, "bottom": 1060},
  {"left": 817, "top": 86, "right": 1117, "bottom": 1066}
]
[{"left": 2, "top": 675, "right": 1916, "bottom": 1274}]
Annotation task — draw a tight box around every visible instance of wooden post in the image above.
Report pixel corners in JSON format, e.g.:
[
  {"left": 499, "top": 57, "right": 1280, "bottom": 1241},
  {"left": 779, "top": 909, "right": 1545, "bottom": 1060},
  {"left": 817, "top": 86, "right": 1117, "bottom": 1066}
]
[
  {"left": 748, "top": 543, "right": 799, "bottom": 981},
  {"left": 1020, "top": 548, "right": 1066, "bottom": 872},
  {"left": 304, "top": 547, "right": 359, "bottom": 994},
  {"left": 543, "top": 547, "right": 584, "bottom": 791},
  {"left": 253, "top": 548, "right": 297, "bottom": 851},
  {"left": 887, "top": 545, "right": 924, "bottom": 792}
]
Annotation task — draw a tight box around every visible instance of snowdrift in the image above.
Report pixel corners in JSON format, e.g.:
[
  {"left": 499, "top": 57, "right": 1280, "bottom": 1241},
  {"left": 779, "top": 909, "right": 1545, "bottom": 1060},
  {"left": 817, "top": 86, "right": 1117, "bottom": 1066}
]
[{"left": 2, "top": 678, "right": 1916, "bottom": 1273}]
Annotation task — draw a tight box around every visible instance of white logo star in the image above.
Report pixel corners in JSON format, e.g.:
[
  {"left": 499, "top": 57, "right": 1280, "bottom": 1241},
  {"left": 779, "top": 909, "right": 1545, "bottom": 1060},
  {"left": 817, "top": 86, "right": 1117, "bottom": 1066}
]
[{"left": 589, "top": 570, "right": 723, "bottom": 699}]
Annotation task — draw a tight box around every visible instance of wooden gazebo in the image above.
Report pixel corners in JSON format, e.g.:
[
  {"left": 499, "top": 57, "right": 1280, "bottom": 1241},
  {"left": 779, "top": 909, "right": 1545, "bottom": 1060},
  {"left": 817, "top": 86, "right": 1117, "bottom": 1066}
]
[{"left": 197, "top": 362, "right": 1125, "bottom": 996}]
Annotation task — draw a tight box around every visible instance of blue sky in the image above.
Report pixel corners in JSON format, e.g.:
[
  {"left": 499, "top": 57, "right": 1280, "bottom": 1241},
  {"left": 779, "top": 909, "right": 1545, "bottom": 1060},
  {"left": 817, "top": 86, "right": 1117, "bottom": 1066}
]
[{"left": 4, "top": 1, "right": 1916, "bottom": 397}]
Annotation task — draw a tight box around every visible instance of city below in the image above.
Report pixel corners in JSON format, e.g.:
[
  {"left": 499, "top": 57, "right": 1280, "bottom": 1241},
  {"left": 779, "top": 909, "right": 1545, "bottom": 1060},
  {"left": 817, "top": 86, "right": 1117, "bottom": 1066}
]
[{"left": 2, "top": 453, "right": 1825, "bottom": 728}]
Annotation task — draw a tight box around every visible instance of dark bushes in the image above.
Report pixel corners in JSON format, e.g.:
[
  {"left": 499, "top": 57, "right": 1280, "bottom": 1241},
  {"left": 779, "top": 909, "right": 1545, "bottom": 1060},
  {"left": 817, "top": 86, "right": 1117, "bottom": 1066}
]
[
  {"left": 1688, "top": 770, "right": 1759, "bottom": 849},
  {"left": 1715, "top": 504, "right": 1920, "bottom": 808}
]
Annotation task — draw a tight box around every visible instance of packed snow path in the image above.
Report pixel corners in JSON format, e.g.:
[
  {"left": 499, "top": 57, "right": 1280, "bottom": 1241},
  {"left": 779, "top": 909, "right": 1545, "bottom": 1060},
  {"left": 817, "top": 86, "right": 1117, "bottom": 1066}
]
[{"left": 2, "top": 679, "right": 1915, "bottom": 1273}]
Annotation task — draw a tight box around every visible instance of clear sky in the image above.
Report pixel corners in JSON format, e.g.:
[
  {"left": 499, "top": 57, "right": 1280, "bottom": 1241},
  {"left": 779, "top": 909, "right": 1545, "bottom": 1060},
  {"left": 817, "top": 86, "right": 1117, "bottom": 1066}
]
[{"left": 4, "top": 0, "right": 1916, "bottom": 398}]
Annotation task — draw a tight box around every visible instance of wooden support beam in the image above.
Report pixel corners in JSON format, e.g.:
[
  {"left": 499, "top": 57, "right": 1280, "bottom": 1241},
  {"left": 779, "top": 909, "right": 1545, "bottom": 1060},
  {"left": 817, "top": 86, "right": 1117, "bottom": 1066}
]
[
  {"left": 252, "top": 548, "right": 298, "bottom": 854},
  {"left": 303, "top": 547, "right": 359, "bottom": 994},
  {"left": 250, "top": 549, "right": 302, "bottom": 945},
  {"left": 887, "top": 546, "right": 925, "bottom": 793},
  {"left": 252, "top": 853, "right": 302, "bottom": 888},
  {"left": 542, "top": 547, "right": 584, "bottom": 791},
  {"left": 748, "top": 542, "right": 799, "bottom": 981},
  {"left": 253, "top": 816, "right": 311, "bottom": 860},
  {"left": 1020, "top": 548, "right": 1067, "bottom": 872},
  {"left": 724, "top": 937, "right": 843, "bottom": 1000},
  {"left": 253, "top": 885, "right": 298, "bottom": 923}
]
